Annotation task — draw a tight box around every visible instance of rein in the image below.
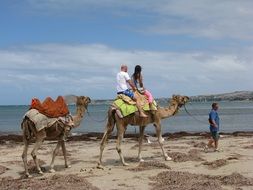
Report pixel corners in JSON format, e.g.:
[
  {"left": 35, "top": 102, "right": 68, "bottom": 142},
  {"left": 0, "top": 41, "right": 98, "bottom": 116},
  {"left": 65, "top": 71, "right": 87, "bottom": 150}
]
[
  {"left": 183, "top": 104, "right": 207, "bottom": 124},
  {"left": 86, "top": 109, "right": 108, "bottom": 123}
]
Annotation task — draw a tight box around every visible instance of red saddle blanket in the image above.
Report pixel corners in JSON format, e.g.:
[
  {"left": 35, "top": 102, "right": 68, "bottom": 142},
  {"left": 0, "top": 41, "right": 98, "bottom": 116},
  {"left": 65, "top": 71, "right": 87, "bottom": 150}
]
[{"left": 30, "top": 96, "right": 69, "bottom": 118}]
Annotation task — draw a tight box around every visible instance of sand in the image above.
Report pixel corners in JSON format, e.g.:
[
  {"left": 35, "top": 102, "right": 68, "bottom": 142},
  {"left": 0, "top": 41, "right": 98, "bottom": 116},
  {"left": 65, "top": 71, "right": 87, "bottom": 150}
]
[{"left": 0, "top": 132, "right": 253, "bottom": 190}]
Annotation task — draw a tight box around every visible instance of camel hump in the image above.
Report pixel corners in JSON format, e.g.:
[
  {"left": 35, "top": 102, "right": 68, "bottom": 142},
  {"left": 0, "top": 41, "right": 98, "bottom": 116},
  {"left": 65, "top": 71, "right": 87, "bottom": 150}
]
[{"left": 30, "top": 96, "right": 69, "bottom": 118}]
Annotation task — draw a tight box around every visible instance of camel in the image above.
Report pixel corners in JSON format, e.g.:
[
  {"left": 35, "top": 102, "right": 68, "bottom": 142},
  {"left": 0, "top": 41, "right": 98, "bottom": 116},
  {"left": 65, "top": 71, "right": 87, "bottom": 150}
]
[
  {"left": 98, "top": 95, "right": 189, "bottom": 167},
  {"left": 21, "top": 96, "right": 91, "bottom": 177}
]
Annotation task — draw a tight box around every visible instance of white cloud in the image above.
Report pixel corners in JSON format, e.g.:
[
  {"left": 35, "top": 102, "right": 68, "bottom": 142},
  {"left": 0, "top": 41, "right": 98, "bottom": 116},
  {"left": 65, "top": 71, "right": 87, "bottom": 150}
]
[
  {"left": 141, "top": 0, "right": 253, "bottom": 39},
  {"left": 2, "top": 1, "right": 252, "bottom": 104},
  {"left": 0, "top": 43, "right": 252, "bottom": 104},
  {"left": 24, "top": 0, "right": 253, "bottom": 40},
  {"left": 204, "top": 56, "right": 246, "bottom": 72}
]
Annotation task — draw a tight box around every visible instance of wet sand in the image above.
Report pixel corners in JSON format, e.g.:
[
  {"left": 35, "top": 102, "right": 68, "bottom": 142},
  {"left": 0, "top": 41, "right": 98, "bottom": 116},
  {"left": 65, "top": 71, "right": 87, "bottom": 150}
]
[{"left": 0, "top": 132, "right": 253, "bottom": 190}]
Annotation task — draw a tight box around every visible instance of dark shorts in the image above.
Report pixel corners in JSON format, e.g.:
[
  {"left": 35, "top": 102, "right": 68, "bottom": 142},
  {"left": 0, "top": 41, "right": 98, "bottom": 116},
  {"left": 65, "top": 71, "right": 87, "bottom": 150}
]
[
  {"left": 210, "top": 130, "right": 219, "bottom": 141},
  {"left": 117, "top": 89, "right": 134, "bottom": 99}
]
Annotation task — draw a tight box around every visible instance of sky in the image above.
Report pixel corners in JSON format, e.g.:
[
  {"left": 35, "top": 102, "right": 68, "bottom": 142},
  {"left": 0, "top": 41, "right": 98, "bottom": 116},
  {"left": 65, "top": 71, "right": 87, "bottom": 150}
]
[{"left": 0, "top": 0, "right": 253, "bottom": 105}]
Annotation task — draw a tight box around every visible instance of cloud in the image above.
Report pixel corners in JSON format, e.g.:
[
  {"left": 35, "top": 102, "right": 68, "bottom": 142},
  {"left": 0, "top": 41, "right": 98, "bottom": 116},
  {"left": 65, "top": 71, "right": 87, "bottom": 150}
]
[
  {"left": 24, "top": 0, "right": 253, "bottom": 40},
  {"left": 0, "top": 43, "right": 252, "bottom": 105},
  {"left": 138, "top": 1, "right": 253, "bottom": 40},
  {"left": 204, "top": 55, "right": 246, "bottom": 72}
]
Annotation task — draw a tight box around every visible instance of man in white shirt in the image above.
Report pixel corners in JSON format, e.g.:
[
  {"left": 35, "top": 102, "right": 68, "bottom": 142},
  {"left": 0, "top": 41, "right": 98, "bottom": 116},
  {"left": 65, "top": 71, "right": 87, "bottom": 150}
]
[{"left": 116, "top": 65, "right": 148, "bottom": 117}]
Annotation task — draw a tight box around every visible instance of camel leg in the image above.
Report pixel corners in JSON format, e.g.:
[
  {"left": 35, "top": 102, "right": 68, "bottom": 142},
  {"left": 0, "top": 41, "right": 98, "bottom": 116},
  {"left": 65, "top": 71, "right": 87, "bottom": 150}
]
[
  {"left": 116, "top": 125, "right": 128, "bottom": 166},
  {"left": 138, "top": 126, "right": 145, "bottom": 162},
  {"left": 154, "top": 123, "right": 171, "bottom": 161},
  {"left": 49, "top": 141, "right": 61, "bottom": 173},
  {"left": 61, "top": 140, "right": 71, "bottom": 168},
  {"left": 22, "top": 136, "right": 31, "bottom": 178},
  {"left": 98, "top": 125, "right": 114, "bottom": 168},
  {"left": 31, "top": 139, "right": 44, "bottom": 174}
]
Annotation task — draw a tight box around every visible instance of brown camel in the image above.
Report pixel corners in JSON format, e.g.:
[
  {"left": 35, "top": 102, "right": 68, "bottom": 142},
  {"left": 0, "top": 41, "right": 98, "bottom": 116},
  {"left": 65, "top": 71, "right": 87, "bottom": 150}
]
[
  {"left": 98, "top": 95, "right": 189, "bottom": 167},
  {"left": 21, "top": 96, "right": 91, "bottom": 177}
]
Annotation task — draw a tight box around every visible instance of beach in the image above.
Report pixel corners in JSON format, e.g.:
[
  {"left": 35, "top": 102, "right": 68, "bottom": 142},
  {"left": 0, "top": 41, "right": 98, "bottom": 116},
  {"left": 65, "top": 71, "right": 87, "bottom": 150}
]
[{"left": 0, "top": 132, "right": 253, "bottom": 190}]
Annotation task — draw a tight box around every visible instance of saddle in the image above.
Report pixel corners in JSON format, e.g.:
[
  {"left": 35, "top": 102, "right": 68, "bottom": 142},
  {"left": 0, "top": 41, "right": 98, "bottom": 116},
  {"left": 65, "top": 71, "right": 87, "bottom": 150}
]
[
  {"left": 30, "top": 96, "right": 69, "bottom": 118},
  {"left": 112, "top": 92, "right": 157, "bottom": 118}
]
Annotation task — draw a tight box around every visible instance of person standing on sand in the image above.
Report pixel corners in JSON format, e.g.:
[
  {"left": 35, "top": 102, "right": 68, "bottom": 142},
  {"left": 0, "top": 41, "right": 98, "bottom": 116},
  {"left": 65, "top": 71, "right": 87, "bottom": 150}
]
[
  {"left": 205, "top": 102, "right": 220, "bottom": 152},
  {"left": 116, "top": 64, "right": 148, "bottom": 117}
]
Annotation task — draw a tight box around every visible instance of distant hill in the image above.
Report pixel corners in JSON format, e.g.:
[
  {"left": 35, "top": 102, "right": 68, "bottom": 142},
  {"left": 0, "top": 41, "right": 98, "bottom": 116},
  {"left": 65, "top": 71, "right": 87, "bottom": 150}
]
[{"left": 190, "top": 91, "right": 253, "bottom": 102}]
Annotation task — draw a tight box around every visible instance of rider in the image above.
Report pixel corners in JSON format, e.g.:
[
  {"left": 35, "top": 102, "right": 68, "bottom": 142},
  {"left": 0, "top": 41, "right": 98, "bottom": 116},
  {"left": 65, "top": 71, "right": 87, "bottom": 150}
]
[
  {"left": 131, "top": 65, "right": 154, "bottom": 110},
  {"left": 116, "top": 65, "right": 148, "bottom": 117}
]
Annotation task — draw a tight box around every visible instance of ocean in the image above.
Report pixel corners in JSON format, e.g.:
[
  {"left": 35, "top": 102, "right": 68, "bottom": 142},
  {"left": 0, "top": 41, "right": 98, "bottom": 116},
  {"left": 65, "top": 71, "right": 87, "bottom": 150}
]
[{"left": 0, "top": 101, "right": 253, "bottom": 134}]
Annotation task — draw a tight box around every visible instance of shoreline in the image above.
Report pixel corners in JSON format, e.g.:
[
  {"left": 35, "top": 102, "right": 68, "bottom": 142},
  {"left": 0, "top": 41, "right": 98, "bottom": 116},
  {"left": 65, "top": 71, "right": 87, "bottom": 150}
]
[{"left": 0, "top": 131, "right": 253, "bottom": 143}]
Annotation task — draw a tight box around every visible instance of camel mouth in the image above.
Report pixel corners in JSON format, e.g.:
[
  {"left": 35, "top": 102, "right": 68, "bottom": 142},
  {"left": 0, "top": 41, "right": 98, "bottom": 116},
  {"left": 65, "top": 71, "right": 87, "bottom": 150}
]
[
  {"left": 85, "top": 97, "right": 91, "bottom": 108},
  {"left": 184, "top": 96, "right": 190, "bottom": 103},
  {"left": 87, "top": 97, "right": 91, "bottom": 103},
  {"left": 178, "top": 103, "right": 184, "bottom": 107},
  {"left": 178, "top": 97, "right": 189, "bottom": 107}
]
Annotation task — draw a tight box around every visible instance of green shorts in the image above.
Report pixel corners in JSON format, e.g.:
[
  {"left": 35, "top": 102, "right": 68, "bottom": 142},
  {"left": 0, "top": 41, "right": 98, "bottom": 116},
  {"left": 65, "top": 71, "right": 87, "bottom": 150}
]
[{"left": 210, "top": 131, "right": 219, "bottom": 141}]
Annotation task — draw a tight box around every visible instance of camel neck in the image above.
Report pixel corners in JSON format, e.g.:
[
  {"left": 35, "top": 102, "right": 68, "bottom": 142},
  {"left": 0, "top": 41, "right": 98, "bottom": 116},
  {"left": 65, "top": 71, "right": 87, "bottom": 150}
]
[
  {"left": 73, "top": 105, "right": 86, "bottom": 127},
  {"left": 160, "top": 102, "right": 179, "bottom": 119}
]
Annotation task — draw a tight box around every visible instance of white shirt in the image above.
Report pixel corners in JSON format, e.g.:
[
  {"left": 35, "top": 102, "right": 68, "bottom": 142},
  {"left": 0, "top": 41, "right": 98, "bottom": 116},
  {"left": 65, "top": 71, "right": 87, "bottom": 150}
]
[{"left": 116, "top": 71, "right": 130, "bottom": 92}]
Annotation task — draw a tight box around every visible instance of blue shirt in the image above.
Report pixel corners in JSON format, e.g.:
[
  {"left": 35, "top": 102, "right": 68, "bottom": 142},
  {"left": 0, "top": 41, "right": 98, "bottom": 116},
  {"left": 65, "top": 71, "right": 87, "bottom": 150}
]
[{"left": 209, "top": 109, "right": 220, "bottom": 132}]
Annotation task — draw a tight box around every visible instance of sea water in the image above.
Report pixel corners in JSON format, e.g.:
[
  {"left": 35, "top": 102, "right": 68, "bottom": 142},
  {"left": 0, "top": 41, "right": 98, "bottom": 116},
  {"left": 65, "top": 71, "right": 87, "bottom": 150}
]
[{"left": 0, "top": 101, "right": 253, "bottom": 134}]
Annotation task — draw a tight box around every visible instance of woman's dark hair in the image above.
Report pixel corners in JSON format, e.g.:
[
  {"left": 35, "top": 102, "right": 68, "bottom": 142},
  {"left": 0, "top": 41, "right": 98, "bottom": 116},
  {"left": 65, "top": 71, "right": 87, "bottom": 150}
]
[{"left": 133, "top": 65, "right": 142, "bottom": 80}]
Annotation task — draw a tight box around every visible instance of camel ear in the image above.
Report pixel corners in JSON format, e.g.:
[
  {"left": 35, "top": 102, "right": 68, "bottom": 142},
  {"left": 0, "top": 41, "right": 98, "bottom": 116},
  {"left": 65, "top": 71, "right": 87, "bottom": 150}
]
[{"left": 172, "top": 95, "right": 179, "bottom": 99}]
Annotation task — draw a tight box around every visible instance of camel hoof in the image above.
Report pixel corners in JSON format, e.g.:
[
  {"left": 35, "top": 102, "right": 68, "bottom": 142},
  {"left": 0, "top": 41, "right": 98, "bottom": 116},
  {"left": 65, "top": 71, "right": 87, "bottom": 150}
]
[
  {"left": 97, "top": 163, "right": 104, "bottom": 170},
  {"left": 65, "top": 165, "right": 71, "bottom": 168},
  {"left": 123, "top": 163, "right": 129, "bottom": 166},
  {"left": 139, "top": 158, "right": 144, "bottom": 162},
  {"left": 49, "top": 168, "right": 56, "bottom": 173},
  {"left": 25, "top": 174, "right": 32, "bottom": 178},
  {"left": 38, "top": 170, "right": 44, "bottom": 175},
  {"left": 165, "top": 156, "right": 172, "bottom": 161}
]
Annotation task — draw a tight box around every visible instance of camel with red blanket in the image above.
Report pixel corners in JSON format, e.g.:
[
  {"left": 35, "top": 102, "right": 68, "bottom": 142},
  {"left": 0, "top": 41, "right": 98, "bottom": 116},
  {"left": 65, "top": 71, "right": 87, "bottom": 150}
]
[{"left": 21, "top": 96, "right": 90, "bottom": 178}]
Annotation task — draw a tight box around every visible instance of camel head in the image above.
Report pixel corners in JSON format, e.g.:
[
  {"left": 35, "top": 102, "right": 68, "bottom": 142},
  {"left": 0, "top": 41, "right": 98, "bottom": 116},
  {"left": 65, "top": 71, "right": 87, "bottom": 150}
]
[
  {"left": 76, "top": 96, "right": 91, "bottom": 108},
  {"left": 71, "top": 96, "right": 91, "bottom": 127},
  {"left": 171, "top": 95, "right": 189, "bottom": 107}
]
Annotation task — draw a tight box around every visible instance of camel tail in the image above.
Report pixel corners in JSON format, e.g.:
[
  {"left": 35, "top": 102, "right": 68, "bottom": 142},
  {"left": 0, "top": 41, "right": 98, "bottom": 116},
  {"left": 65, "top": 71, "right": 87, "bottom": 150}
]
[
  {"left": 21, "top": 117, "right": 35, "bottom": 142},
  {"left": 106, "top": 107, "right": 116, "bottom": 131}
]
